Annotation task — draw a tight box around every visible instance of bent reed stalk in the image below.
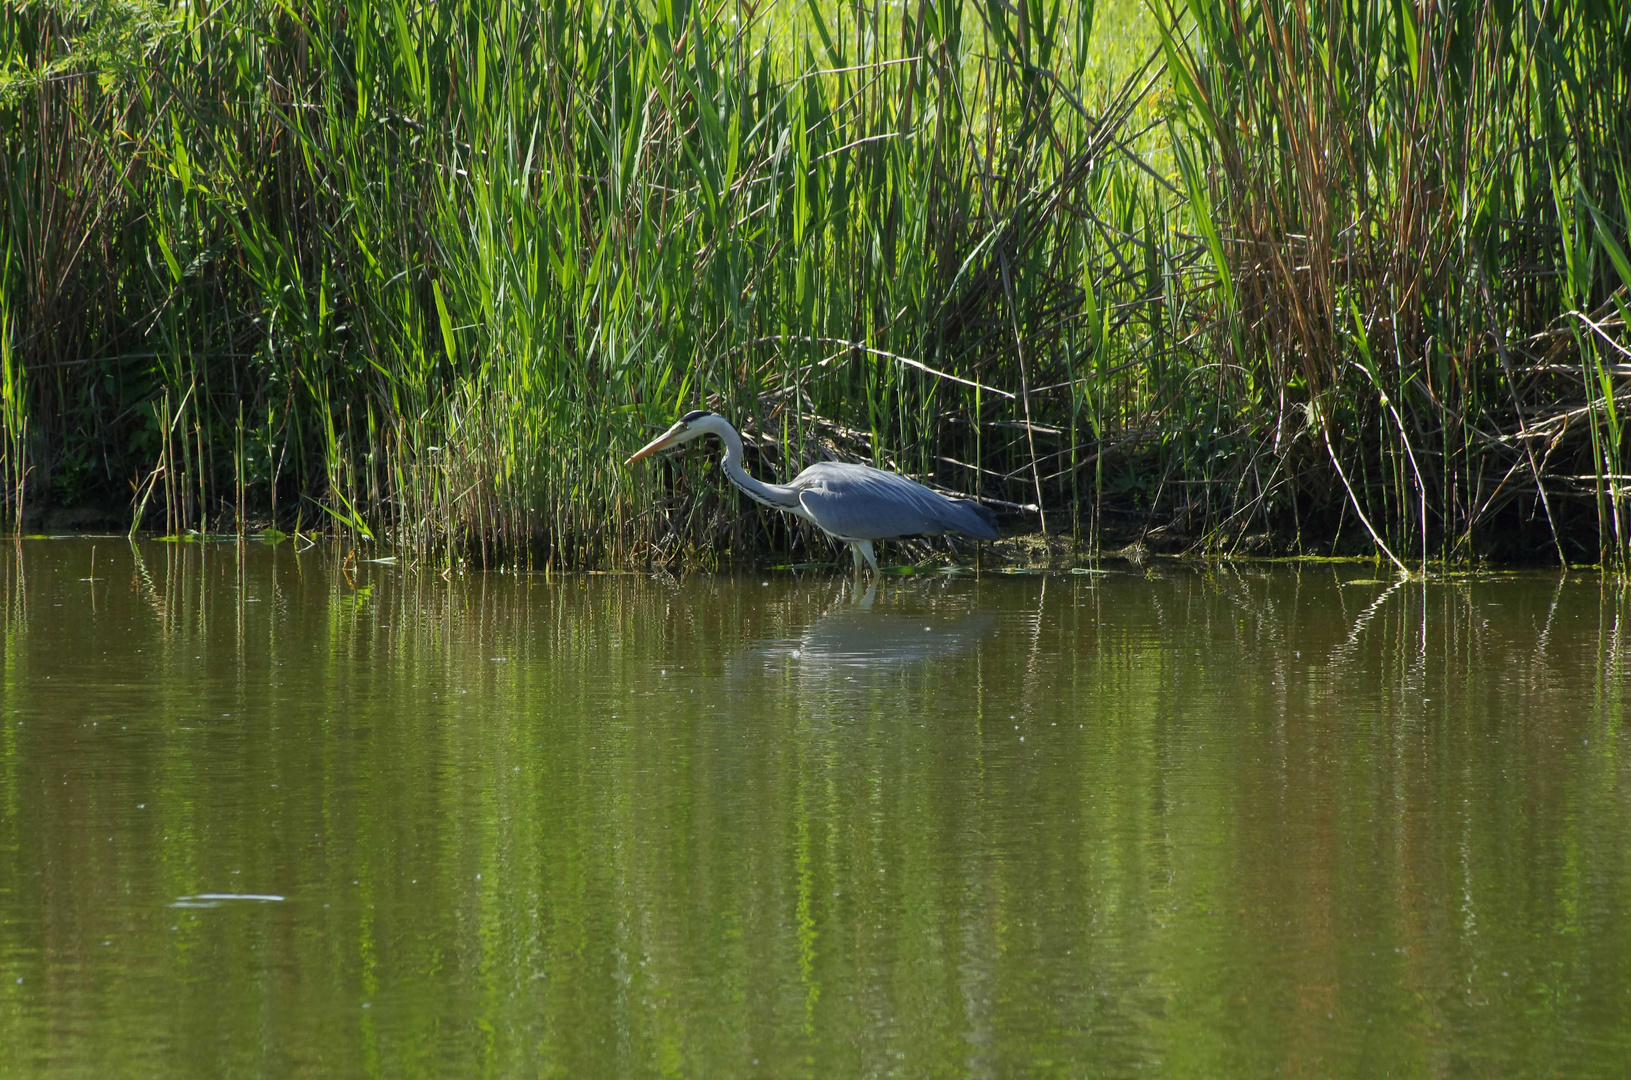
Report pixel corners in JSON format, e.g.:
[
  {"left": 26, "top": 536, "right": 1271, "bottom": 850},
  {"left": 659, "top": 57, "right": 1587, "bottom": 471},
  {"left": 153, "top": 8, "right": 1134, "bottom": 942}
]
[{"left": 0, "top": 0, "right": 1627, "bottom": 567}]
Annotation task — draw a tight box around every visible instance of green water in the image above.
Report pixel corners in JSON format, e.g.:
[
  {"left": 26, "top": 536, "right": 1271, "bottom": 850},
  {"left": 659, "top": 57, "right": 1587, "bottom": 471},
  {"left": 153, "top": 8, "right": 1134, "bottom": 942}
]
[{"left": 1, "top": 541, "right": 1628, "bottom": 1078}]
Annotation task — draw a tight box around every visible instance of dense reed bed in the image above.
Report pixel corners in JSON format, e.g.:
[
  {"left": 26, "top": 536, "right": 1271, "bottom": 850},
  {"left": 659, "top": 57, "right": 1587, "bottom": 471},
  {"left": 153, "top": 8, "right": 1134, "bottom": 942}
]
[{"left": 0, "top": 0, "right": 1627, "bottom": 567}]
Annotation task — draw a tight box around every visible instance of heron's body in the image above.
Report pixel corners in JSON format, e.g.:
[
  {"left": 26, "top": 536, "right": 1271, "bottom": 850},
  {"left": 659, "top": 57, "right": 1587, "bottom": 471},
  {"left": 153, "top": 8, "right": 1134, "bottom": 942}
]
[{"left": 626, "top": 411, "right": 999, "bottom": 571}]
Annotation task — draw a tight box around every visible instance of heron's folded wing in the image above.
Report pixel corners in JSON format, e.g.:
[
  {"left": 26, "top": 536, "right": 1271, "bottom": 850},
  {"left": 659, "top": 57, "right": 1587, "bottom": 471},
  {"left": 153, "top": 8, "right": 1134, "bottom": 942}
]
[{"left": 795, "top": 465, "right": 996, "bottom": 541}]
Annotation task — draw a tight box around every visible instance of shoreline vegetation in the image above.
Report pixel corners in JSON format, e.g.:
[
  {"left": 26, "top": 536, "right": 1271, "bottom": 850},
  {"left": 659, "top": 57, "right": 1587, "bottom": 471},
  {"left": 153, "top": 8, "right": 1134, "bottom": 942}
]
[{"left": 1, "top": 0, "right": 1628, "bottom": 570}]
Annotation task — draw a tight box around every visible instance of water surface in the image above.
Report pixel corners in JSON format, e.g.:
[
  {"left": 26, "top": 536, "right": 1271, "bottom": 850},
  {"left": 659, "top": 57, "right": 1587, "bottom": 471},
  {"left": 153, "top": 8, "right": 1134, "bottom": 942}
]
[{"left": 2, "top": 542, "right": 1628, "bottom": 1077}]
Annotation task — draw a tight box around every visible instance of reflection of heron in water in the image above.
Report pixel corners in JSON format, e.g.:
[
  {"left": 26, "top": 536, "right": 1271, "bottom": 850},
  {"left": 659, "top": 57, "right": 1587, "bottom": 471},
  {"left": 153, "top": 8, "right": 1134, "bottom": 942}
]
[{"left": 753, "top": 577, "right": 997, "bottom": 672}]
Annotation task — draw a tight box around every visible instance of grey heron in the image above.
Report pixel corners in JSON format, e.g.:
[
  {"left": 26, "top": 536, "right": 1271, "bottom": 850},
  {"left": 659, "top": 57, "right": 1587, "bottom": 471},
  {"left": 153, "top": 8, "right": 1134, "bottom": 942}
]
[{"left": 625, "top": 410, "right": 1000, "bottom": 571}]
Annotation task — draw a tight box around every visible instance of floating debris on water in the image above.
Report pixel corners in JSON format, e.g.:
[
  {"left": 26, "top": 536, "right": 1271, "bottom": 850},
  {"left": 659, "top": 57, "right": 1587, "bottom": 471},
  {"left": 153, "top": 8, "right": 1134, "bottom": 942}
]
[{"left": 170, "top": 893, "right": 285, "bottom": 908}]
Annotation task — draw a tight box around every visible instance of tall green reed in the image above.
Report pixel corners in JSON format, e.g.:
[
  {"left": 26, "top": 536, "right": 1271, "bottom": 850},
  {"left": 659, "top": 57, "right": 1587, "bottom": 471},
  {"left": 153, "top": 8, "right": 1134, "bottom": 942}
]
[
  {"left": 1, "top": 0, "right": 1159, "bottom": 564},
  {"left": 0, "top": 0, "right": 1625, "bottom": 567}
]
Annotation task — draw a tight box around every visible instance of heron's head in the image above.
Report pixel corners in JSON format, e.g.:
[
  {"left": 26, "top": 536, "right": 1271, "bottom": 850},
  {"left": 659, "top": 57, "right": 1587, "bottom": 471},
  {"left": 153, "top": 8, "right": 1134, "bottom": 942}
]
[{"left": 624, "top": 410, "right": 722, "bottom": 465}]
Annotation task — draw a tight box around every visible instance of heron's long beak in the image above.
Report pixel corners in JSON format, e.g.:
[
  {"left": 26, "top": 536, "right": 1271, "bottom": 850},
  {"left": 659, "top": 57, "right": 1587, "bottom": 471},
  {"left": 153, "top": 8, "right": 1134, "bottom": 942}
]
[{"left": 624, "top": 422, "right": 686, "bottom": 466}]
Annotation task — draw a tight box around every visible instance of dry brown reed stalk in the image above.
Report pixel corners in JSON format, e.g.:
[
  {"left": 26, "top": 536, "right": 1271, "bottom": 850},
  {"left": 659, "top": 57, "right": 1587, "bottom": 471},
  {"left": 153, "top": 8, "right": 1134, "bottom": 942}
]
[{"left": 1162, "top": 0, "right": 1630, "bottom": 565}]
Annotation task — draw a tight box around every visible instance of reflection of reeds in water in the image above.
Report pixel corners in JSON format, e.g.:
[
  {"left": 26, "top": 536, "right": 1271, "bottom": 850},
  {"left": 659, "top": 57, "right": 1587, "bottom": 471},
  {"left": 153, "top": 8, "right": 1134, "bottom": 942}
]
[
  {"left": 3, "top": 546, "right": 1631, "bottom": 1072},
  {"left": 1, "top": 541, "right": 22, "bottom": 636}
]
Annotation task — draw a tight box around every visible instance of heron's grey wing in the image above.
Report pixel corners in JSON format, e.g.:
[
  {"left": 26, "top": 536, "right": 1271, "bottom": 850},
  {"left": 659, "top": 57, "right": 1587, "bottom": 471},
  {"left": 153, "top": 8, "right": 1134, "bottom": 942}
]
[{"left": 793, "top": 463, "right": 999, "bottom": 541}]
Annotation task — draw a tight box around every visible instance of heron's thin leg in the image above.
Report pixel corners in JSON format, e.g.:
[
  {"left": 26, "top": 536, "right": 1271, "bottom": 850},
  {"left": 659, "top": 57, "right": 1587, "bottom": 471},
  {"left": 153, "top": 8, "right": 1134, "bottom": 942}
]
[{"left": 849, "top": 539, "right": 878, "bottom": 574}]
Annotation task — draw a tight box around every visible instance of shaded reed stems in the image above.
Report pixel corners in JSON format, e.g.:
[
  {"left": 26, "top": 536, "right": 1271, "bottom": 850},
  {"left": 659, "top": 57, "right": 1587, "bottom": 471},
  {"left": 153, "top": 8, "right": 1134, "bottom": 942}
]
[{"left": 0, "top": 0, "right": 1627, "bottom": 566}]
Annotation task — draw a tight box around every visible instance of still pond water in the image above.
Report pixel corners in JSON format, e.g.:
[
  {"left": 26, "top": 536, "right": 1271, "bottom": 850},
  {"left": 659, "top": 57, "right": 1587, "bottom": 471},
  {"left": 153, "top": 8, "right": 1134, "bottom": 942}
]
[{"left": 1, "top": 540, "right": 1628, "bottom": 1077}]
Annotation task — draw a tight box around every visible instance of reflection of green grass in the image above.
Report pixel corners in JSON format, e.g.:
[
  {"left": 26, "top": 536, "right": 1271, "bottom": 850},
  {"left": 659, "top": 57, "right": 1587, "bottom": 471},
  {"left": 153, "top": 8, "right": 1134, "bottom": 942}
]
[
  {"left": 4, "top": 543, "right": 1630, "bottom": 1073},
  {"left": 0, "top": 0, "right": 1626, "bottom": 567}
]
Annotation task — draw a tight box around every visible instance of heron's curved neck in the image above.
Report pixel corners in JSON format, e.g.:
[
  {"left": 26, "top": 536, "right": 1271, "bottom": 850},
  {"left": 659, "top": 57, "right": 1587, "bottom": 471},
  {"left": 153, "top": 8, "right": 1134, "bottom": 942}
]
[{"left": 711, "top": 421, "right": 800, "bottom": 509}]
